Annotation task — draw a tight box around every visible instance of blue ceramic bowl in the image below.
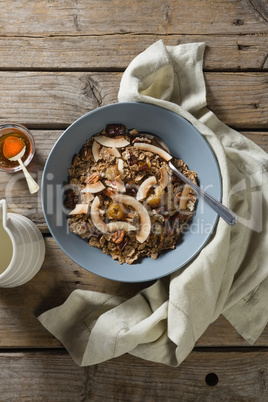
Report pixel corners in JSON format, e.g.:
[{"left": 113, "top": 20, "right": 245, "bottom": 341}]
[{"left": 41, "top": 102, "right": 221, "bottom": 282}]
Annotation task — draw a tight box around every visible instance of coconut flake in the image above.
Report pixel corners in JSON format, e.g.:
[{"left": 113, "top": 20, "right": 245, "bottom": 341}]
[
  {"left": 82, "top": 192, "right": 94, "bottom": 204},
  {"left": 133, "top": 142, "right": 172, "bottom": 161},
  {"left": 92, "top": 140, "right": 101, "bottom": 162},
  {"left": 94, "top": 135, "right": 130, "bottom": 148},
  {"left": 145, "top": 166, "right": 168, "bottom": 207},
  {"left": 90, "top": 196, "right": 107, "bottom": 233},
  {"left": 115, "top": 175, "right": 126, "bottom": 193},
  {"left": 81, "top": 182, "right": 105, "bottom": 193},
  {"left": 69, "top": 204, "right": 89, "bottom": 215},
  {"left": 132, "top": 136, "right": 152, "bottom": 144},
  {"left": 107, "top": 147, "right": 121, "bottom": 157},
  {"left": 179, "top": 184, "right": 192, "bottom": 210},
  {"left": 136, "top": 176, "right": 156, "bottom": 201},
  {"left": 106, "top": 221, "right": 136, "bottom": 232},
  {"left": 105, "top": 179, "right": 117, "bottom": 189},
  {"left": 117, "top": 158, "right": 124, "bottom": 178},
  {"left": 159, "top": 165, "right": 169, "bottom": 189},
  {"left": 112, "top": 194, "right": 151, "bottom": 243}
]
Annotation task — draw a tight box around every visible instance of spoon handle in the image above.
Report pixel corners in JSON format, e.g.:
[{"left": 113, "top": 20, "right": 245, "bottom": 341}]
[
  {"left": 18, "top": 159, "right": 39, "bottom": 194},
  {"left": 168, "top": 161, "right": 237, "bottom": 226}
]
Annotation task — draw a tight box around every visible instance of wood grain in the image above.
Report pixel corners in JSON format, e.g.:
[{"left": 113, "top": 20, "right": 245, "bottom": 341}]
[
  {"left": 242, "top": 131, "right": 268, "bottom": 152},
  {"left": 0, "top": 72, "right": 267, "bottom": 129},
  {"left": 0, "top": 237, "right": 267, "bottom": 349},
  {"left": 0, "top": 350, "right": 267, "bottom": 401},
  {"left": 0, "top": 0, "right": 267, "bottom": 398},
  {"left": 1, "top": 0, "right": 268, "bottom": 35},
  {"left": 0, "top": 35, "right": 267, "bottom": 71}
]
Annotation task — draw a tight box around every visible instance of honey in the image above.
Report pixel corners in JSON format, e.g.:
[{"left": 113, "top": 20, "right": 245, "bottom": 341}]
[{"left": 0, "top": 129, "right": 31, "bottom": 169}]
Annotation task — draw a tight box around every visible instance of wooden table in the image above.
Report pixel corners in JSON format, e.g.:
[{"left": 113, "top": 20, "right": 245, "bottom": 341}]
[{"left": 0, "top": 1, "right": 268, "bottom": 400}]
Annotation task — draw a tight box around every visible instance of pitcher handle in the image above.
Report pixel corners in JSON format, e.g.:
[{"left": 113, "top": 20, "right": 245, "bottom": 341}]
[{"left": 0, "top": 199, "right": 8, "bottom": 228}]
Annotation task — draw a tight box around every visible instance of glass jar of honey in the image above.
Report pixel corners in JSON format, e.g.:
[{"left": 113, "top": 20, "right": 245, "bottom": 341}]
[{"left": 0, "top": 123, "right": 35, "bottom": 173}]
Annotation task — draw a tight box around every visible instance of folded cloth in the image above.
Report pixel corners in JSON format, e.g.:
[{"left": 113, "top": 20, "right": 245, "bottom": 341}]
[{"left": 38, "top": 41, "right": 268, "bottom": 367}]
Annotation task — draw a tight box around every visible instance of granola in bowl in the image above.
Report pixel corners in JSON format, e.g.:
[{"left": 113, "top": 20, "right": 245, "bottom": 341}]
[{"left": 64, "top": 124, "right": 197, "bottom": 264}]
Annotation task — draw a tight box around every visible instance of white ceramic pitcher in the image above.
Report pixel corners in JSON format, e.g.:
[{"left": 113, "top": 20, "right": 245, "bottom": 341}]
[{"left": 0, "top": 199, "right": 45, "bottom": 287}]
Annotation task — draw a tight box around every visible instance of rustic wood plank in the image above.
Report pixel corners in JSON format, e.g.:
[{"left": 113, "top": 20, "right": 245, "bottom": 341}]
[
  {"left": 0, "top": 237, "right": 153, "bottom": 348},
  {"left": 196, "top": 315, "right": 268, "bottom": 347},
  {"left": 1, "top": 129, "right": 267, "bottom": 229},
  {"left": 206, "top": 72, "right": 268, "bottom": 128},
  {"left": 0, "top": 349, "right": 267, "bottom": 401},
  {"left": 0, "top": 34, "right": 268, "bottom": 71},
  {"left": 1, "top": 0, "right": 268, "bottom": 36},
  {"left": 242, "top": 131, "right": 268, "bottom": 152},
  {"left": 0, "top": 237, "right": 267, "bottom": 348},
  {"left": 0, "top": 0, "right": 266, "bottom": 399},
  {"left": 0, "top": 72, "right": 267, "bottom": 129},
  {"left": 0, "top": 350, "right": 85, "bottom": 401}
]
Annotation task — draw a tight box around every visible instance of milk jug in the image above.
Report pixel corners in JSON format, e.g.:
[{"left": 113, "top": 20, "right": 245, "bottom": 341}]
[{"left": 0, "top": 199, "right": 45, "bottom": 287}]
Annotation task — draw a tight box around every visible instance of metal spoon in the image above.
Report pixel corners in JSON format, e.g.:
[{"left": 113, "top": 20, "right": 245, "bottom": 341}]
[
  {"left": 8, "top": 146, "right": 39, "bottom": 194},
  {"left": 134, "top": 132, "right": 237, "bottom": 226}
]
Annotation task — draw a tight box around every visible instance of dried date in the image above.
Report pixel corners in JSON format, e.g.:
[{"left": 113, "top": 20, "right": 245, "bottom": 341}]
[{"left": 106, "top": 124, "right": 126, "bottom": 137}]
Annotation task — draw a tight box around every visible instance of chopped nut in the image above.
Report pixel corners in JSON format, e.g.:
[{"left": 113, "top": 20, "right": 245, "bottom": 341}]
[
  {"left": 129, "top": 128, "right": 139, "bottom": 135},
  {"left": 103, "top": 187, "right": 117, "bottom": 197},
  {"left": 85, "top": 172, "right": 100, "bottom": 184},
  {"left": 111, "top": 229, "right": 126, "bottom": 244},
  {"left": 132, "top": 136, "right": 152, "bottom": 144}
]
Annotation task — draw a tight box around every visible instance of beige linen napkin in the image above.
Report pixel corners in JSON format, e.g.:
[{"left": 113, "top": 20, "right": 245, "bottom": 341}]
[{"left": 38, "top": 41, "right": 268, "bottom": 367}]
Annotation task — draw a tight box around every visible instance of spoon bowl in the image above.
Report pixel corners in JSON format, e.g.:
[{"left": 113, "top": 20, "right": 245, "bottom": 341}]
[
  {"left": 8, "top": 145, "right": 27, "bottom": 162},
  {"left": 132, "top": 131, "right": 238, "bottom": 226},
  {"left": 8, "top": 146, "right": 39, "bottom": 194}
]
